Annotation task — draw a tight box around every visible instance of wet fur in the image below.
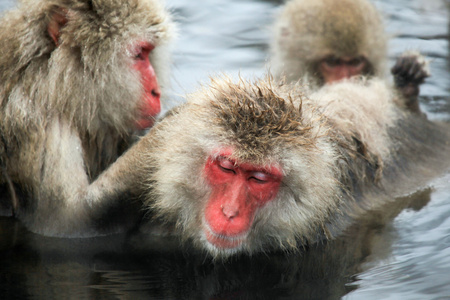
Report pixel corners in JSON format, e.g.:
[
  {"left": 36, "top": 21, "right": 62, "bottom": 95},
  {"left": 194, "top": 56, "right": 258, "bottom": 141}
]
[{"left": 0, "top": 0, "right": 174, "bottom": 236}]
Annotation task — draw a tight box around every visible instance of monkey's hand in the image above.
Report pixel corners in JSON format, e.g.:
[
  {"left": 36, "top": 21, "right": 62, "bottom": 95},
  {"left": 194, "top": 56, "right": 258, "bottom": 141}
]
[{"left": 391, "top": 52, "right": 430, "bottom": 114}]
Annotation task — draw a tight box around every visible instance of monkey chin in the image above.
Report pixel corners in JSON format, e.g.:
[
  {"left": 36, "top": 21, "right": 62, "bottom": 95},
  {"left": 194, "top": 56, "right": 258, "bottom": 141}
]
[
  {"left": 135, "top": 116, "right": 156, "bottom": 130},
  {"left": 201, "top": 221, "right": 248, "bottom": 258}
]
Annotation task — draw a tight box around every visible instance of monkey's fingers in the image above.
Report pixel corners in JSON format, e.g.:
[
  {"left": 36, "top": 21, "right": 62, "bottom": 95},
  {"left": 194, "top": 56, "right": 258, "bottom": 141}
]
[{"left": 392, "top": 55, "right": 429, "bottom": 87}]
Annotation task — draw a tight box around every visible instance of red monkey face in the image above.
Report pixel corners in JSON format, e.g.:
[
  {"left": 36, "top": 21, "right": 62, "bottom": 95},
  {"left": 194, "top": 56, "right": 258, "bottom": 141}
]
[
  {"left": 319, "top": 56, "right": 368, "bottom": 83},
  {"left": 132, "top": 42, "right": 161, "bottom": 129},
  {"left": 203, "top": 150, "right": 283, "bottom": 250}
]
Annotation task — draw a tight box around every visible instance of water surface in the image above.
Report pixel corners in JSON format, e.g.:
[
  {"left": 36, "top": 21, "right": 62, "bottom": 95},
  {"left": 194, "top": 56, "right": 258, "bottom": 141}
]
[{"left": 1, "top": 0, "right": 449, "bottom": 299}]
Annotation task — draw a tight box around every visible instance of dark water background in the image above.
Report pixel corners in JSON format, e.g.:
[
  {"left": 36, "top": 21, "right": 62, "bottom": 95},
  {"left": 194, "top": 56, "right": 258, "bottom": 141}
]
[{"left": 1, "top": 0, "right": 450, "bottom": 299}]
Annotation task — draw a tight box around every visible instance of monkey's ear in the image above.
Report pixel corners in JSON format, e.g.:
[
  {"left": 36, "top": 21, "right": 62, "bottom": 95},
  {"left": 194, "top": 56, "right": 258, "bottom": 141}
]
[{"left": 47, "top": 8, "right": 69, "bottom": 47}]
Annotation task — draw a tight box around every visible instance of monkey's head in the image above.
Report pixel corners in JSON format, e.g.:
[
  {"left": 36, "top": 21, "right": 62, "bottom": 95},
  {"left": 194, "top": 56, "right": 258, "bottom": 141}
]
[
  {"left": 146, "top": 77, "right": 345, "bottom": 259},
  {"left": 14, "top": 0, "right": 174, "bottom": 132},
  {"left": 271, "top": 0, "right": 387, "bottom": 86}
]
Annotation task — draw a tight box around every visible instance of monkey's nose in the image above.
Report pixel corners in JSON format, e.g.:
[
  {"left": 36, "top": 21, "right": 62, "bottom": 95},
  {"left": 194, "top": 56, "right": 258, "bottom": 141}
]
[
  {"left": 151, "top": 86, "right": 161, "bottom": 98},
  {"left": 222, "top": 204, "right": 239, "bottom": 220}
]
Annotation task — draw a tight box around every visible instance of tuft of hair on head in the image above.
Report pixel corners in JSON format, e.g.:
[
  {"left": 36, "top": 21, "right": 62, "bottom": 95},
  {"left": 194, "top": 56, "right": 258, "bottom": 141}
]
[{"left": 203, "top": 75, "right": 322, "bottom": 161}]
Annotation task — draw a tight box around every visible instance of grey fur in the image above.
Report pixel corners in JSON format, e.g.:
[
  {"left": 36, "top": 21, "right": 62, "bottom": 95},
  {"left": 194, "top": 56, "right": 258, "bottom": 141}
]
[{"left": 0, "top": 0, "right": 174, "bottom": 236}]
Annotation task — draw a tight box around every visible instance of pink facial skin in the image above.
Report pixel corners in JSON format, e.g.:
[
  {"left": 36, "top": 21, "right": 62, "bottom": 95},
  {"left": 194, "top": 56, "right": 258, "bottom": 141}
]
[
  {"left": 132, "top": 42, "right": 161, "bottom": 129},
  {"left": 203, "top": 150, "right": 283, "bottom": 249},
  {"left": 320, "top": 56, "right": 367, "bottom": 83}
]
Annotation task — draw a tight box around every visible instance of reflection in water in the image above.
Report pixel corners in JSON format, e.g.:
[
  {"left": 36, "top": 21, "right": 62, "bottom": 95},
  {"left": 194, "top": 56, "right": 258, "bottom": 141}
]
[
  {"left": 1, "top": 0, "right": 450, "bottom": 299},
  {"left": 0, "top": 189, "right": 433, "bottom": 299}
]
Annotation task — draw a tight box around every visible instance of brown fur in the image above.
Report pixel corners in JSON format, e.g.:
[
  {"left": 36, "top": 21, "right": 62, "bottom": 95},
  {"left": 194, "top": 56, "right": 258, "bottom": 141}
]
[
  {"left": 115, "top": 75, "right": 450, "bottom": 259},
  {"left": 270, "top": 0, "right": 387, "bottom": 86},
  {"left": 0, "top": 0, "right": 174, "bottom": 236}
]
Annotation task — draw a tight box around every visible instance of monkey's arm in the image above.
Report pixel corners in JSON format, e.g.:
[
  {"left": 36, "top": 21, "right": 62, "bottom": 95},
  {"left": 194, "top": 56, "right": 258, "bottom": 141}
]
[{"left": 18, "top": 119, "right": 152, "bottom": 237}]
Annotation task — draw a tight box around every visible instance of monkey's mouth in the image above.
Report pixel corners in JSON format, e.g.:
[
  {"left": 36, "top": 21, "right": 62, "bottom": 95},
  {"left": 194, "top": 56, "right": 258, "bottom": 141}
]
[{"left": 203, "top": 224, "right": 247, "bottom": 249}]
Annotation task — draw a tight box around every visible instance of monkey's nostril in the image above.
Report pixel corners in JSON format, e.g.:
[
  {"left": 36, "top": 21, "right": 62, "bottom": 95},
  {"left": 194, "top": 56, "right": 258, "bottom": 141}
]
[{"left": 151, "top": 89, "right": 161, "bottom": 98}]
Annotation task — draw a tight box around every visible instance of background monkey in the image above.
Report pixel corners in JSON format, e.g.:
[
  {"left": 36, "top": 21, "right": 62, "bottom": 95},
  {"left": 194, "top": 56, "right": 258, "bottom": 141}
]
[
  {"left": 0, "top": 0, "right": 174, "bottom": 236},
  {"left": 270, "top": 0, "right": 429, "bottom": 113},
  {"left": 103, "top": 75, "right": 450, "bottom": 259},
  {"left": 271, "top": 0, "right": 387, "bottom": 85}
]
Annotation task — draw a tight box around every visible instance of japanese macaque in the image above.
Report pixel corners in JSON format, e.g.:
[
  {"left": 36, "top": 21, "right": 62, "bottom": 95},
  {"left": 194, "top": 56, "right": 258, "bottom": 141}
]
[
  {"left": 270, "top": 0, "right": 430, "bottom": 113},
  {"left": 111, "top": 75, "right": 450, "bottom": 259},
  {"left": 271, "top": 0, "right": 387, "bottom": 85},
  {"left": 0, "top": 0, "right": 174, "bottom": 236}
]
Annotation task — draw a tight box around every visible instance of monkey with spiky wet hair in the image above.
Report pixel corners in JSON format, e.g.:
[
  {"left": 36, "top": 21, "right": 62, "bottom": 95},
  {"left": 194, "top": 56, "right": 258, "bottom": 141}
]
[{"left": 97, "top": 75, "right": 450, "bottom": 259}]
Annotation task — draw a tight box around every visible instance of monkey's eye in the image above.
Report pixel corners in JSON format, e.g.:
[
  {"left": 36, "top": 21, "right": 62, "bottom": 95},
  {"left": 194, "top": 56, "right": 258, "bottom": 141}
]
[
  {"left": 134, "top": 51, "right": 146, "bottom": 60},
  {"left": 249, "top": 171, "right": 270, "bottom": 183},
  {"left": 348, "top": 57, "right": 363, "bottom": 66},
  {"left": 218, "top": 158, "right": 236, "bottom": 174},
  {"left": 132, "top": 42, "right": 154, "bottom": 61},
  {"left": 323, "top": 56, "right": 341, "bottom": 67}
]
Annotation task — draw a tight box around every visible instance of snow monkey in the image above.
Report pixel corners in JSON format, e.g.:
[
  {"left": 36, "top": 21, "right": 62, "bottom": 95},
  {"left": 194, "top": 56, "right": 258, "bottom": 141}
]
[
  {"left": 270, "top": 0, "right": 429, "bottom": 113},
  {"left": 0, "top": 0, "right": 174, "bottom": 236},
  {"left": 100, "top": 75, "right": 450, "bottom": 259}
]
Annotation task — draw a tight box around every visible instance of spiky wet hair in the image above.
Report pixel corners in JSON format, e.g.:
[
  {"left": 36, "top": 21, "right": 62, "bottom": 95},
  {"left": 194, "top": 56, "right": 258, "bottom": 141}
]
[{"left": 192, "top": 76, "right": 326, "bottom": 163}]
